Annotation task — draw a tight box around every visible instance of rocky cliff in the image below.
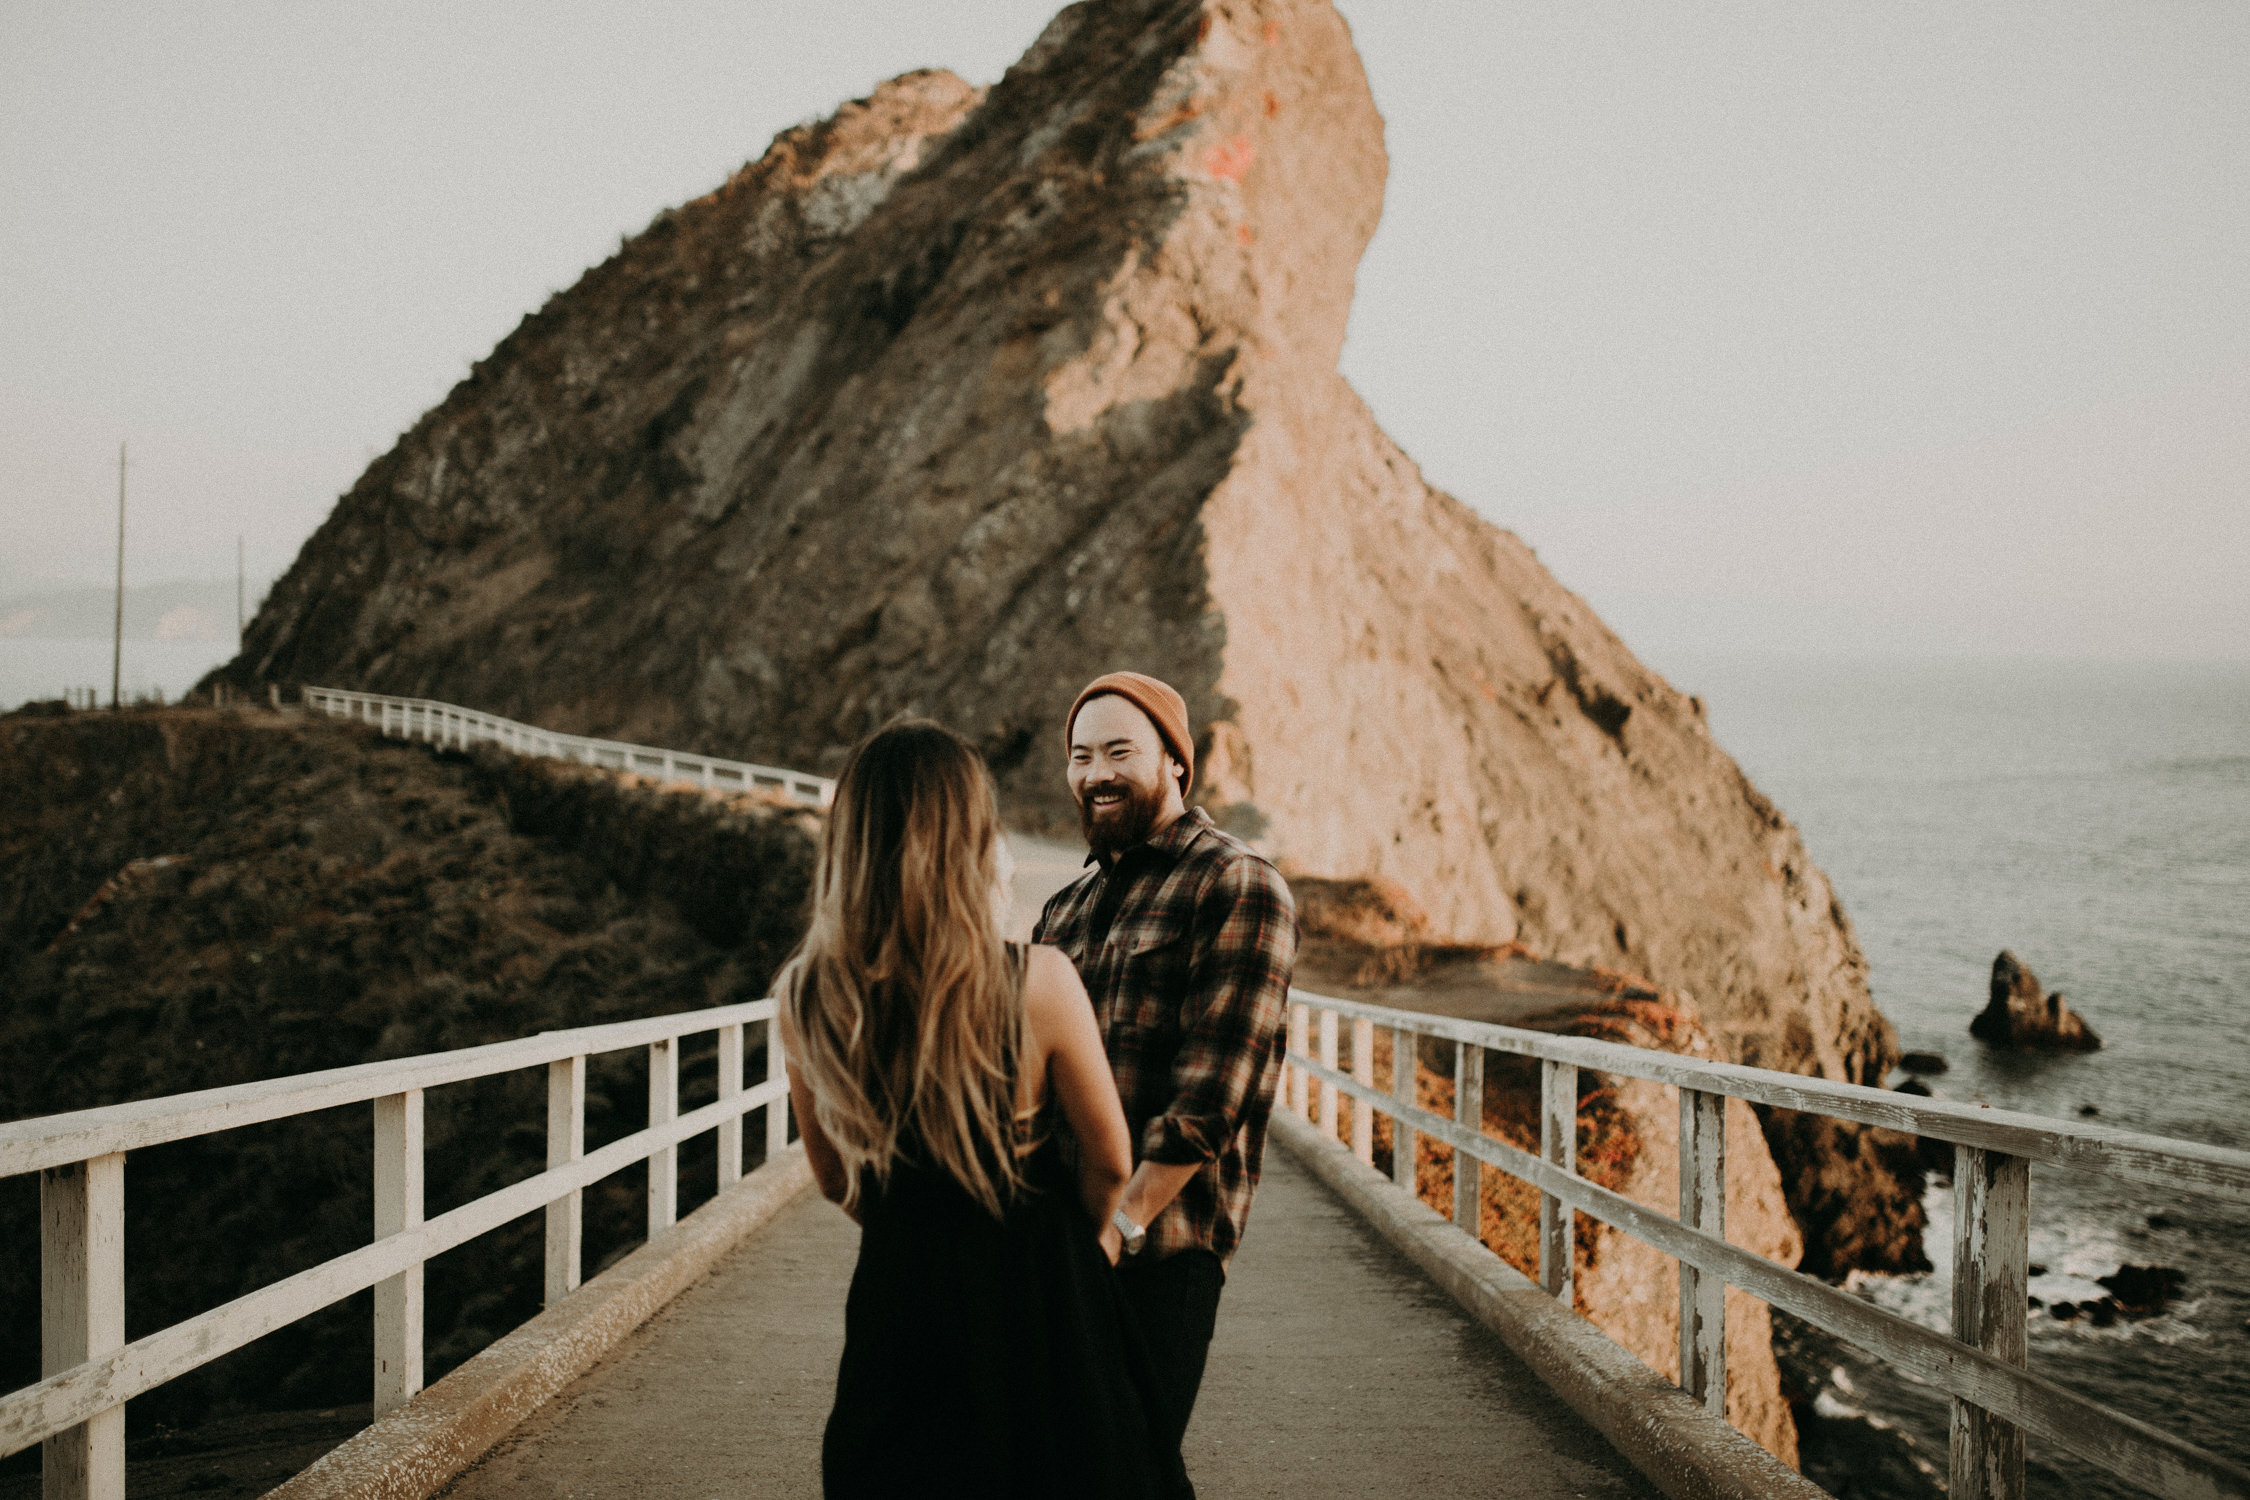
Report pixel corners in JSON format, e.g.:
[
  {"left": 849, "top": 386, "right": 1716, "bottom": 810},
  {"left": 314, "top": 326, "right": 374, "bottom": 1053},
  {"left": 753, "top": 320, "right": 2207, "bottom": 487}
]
[{"left": 223, "top": 0, "right": 1912, "bottom": 1266}]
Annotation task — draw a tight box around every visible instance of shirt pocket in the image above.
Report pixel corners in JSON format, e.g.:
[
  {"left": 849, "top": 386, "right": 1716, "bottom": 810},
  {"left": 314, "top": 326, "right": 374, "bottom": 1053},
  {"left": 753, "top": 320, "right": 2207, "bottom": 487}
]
[{"left": 1114, "top": 926, "right": 1190, "bottom": 1039}]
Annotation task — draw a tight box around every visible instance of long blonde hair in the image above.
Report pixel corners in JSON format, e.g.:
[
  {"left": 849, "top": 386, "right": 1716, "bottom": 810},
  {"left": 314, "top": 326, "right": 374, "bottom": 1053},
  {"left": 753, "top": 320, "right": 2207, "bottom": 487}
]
[{"left": 778, "top": 720, "right": 1030, "bottom": 1217}]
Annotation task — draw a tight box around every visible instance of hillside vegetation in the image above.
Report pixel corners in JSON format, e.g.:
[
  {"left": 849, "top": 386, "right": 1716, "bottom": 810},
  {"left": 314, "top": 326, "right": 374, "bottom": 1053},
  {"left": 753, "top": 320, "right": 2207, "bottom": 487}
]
[{"left": 0, "top": 706, "right": 815, "bottom": 1431}]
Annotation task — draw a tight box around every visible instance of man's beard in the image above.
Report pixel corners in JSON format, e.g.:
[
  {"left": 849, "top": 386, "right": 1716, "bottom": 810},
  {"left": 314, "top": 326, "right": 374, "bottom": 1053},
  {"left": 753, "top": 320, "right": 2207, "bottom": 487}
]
[{"left": 1079, "top": 773, "right": 1168, "bottom": 858}]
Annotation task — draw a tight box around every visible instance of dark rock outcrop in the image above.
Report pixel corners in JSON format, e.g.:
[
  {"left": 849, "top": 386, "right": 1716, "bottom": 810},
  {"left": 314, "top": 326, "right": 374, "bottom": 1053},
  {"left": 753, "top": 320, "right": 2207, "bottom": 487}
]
[
  {"left": 2097, "top": 1264, "right": 2186, "bottom": 1317},
  {"left": 1971, "top": 950, "right": 2101, "bottom": 1051},
  {"left": 219, "top": 0, "right": 1913, "bottom": 1270}
]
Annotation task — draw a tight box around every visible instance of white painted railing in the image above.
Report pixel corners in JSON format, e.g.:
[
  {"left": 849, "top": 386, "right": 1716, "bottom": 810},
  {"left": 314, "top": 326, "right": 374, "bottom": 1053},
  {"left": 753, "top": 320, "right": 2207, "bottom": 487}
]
[
  {"left": 1281, "top": 989, "right": 2250, "bottom": 1500},
  {"left": 0, "top": 1002, "right": 792, "bottom": 1500},
  {"left": 300, "top": 686, "right": 835, "bottom": 807}
]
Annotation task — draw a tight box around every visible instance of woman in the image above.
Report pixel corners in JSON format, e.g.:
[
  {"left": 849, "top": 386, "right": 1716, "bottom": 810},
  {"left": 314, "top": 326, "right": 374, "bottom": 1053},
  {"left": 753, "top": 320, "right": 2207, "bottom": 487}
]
[{"left": 777, "top": 720, "right": 1166, "bottom": 1499}]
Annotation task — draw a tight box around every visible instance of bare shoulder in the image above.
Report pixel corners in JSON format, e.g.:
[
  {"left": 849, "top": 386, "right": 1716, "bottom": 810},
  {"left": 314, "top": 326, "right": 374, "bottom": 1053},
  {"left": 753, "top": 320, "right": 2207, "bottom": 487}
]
[{"left": 1022, "top": 942, "right": 1087, "bottom": 1005}]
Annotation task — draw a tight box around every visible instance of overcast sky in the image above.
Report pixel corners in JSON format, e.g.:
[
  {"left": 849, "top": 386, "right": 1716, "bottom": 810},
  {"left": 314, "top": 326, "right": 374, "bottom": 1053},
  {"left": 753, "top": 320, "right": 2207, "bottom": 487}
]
[{"left": 4, "top": 0, "right": 2244, "bottom": 664}]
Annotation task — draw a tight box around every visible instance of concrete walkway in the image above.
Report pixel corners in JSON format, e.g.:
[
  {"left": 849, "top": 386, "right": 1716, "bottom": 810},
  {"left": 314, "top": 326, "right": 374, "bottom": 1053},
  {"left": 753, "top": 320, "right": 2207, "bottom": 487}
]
[{"left": 436, "top": 1146, "right": 1658, "bottom": 1499}]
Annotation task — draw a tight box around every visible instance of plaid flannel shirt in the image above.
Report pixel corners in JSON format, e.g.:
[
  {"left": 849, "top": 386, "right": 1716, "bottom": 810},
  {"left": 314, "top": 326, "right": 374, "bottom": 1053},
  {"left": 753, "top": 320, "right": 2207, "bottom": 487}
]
[{"left": 1032, "top": 808, "right": 1297, "bottom": 1265}]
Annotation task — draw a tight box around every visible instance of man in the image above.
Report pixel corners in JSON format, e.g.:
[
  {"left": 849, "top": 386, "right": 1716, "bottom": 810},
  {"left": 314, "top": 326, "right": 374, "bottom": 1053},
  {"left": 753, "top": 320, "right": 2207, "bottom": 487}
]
[{"left": 1032, "top": 671, "right": 1297, "bottom": 1496}]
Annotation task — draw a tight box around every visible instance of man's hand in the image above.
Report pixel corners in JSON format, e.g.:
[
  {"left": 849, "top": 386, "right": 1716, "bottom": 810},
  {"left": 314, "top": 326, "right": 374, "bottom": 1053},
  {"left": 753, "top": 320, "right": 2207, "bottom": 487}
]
[{"left": 1106, "top": 1158, "right": 1201, "bottom": 1268}]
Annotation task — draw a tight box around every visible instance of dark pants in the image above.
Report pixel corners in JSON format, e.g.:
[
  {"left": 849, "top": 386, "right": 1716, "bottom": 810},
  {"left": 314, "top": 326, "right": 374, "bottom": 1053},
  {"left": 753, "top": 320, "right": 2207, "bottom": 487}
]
[{"left": 1115, "top": 1249, "right": 1225, "bottom": 1500}]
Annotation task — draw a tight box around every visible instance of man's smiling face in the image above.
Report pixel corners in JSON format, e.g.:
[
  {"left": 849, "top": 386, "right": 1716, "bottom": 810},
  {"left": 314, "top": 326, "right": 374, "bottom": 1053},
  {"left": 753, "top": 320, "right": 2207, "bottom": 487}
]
[{"left": 1068, "top": 694, "right": 1182, "bottom": 857}]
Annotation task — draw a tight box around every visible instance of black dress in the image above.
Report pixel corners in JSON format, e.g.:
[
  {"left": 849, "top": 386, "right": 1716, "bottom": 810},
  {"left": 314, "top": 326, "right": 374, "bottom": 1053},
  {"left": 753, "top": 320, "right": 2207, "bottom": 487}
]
[{"left": 821, "top": 970, "right": 1168, "bottom": 1499}]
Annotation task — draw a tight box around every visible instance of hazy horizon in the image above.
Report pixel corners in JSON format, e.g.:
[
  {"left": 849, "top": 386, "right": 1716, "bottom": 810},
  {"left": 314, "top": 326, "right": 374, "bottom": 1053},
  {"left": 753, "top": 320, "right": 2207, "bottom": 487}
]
[{"left": 5, "top": 0, "right": 2244, "bottom": 665}]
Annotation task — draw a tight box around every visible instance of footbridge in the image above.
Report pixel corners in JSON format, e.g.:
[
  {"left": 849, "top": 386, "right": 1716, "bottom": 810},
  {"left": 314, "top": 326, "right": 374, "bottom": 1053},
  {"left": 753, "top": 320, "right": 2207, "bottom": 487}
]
[
  {"left": 7, "top": 694, "right": 2249, "bottom": 1499},
  {"left": 7, "top": 986, "right": 2248, "bottom": 1500}
]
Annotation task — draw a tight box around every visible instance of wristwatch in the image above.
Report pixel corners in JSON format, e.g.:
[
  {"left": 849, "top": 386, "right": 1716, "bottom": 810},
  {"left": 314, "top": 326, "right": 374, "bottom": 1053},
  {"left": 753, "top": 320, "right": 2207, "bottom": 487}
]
[{"left": 1111, "top": 1208, "right": 1148, "bottom": 1258}]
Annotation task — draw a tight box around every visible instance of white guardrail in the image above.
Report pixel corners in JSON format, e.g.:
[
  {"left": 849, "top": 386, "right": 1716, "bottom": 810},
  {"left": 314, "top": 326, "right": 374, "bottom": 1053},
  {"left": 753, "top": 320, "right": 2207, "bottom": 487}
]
[
  {"left": 0, "top": 1003, "right": 791, "bottom": 1500},
  {"left": 10, "top": 989, "right": 2245, "bottom": 1500},
  {"left": 300, "top": 687, "right": 834, "bottom": 807},
  {"left": 1280, "top": 991, "right": 2250, "bottom": 1500}
]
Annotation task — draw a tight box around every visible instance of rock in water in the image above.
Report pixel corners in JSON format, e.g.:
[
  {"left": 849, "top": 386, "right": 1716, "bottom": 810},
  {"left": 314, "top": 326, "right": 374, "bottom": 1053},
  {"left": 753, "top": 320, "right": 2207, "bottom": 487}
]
[
  {"left": 2096, "top": 1264, "right": 2185, "bottom": 1317},
  {"left": 225, "top": 0, "right": 1912, "bottom": 1265},
  {"left": 1972, "top": 950, "right": 2101, "bottom": 1051}
]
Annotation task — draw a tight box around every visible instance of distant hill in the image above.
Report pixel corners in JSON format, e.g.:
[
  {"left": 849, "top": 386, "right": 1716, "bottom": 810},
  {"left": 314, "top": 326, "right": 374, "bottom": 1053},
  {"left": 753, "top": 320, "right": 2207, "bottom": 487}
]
[{"left": 0, "top": 578, "right": 243, "bottom": 642}]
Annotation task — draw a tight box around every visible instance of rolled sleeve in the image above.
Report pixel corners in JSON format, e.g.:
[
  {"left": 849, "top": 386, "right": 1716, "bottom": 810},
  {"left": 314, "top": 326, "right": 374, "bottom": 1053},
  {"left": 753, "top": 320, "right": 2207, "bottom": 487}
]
[{"left": 1139, "top": 856, "right": 1297, "bottom": 1165}]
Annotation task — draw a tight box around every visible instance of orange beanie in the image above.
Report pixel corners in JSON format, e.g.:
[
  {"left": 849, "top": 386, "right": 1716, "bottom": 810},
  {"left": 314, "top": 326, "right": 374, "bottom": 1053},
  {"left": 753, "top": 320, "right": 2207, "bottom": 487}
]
[{"left": 1065, "top": 672, "right": 1194, "bottom": 794}]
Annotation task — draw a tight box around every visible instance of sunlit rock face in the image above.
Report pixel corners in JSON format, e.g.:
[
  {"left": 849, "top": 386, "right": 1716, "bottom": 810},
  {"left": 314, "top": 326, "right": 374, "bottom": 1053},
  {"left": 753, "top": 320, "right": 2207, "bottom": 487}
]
[{"left": 231, "top": 0, "right": 1909, "bottom": 1268}]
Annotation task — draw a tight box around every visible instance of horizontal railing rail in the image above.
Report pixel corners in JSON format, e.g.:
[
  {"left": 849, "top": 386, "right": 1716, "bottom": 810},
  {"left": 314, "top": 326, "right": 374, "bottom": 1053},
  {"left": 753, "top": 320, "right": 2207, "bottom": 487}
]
[
  {"left": 301, "top": 686, "right": 835, "bottom": 807},
  {"left": 4, "top": 1001, "right": 794, "bottom": 1500},
  {"left": 1281, "top": 988, "right": 2250, "bottom": 1500}
]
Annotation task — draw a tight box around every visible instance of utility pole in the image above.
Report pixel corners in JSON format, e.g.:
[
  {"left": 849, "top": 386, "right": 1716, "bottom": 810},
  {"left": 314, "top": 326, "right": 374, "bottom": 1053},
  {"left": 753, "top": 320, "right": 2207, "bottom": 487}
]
[{"left": 112, "top": 441, "right": 127, "bottom": 710}]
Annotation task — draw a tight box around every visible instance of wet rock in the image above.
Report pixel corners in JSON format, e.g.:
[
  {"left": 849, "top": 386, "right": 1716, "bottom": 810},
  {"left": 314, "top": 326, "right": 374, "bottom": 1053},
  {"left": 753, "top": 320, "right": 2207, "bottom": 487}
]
[
  {"left": 1970, "top": 951, "right": 2101, "bottom": 1051},
  {"left": 2051, "top": 1301, "right": 2081, "bottom": 1322},
  {"left": 1760, "top": 1108, "right": 1932, "bottom": 1278},
  {"left": 2077, "top": 1103, "right": 2101, "bottom": 1116},
  {"left": 1882, "top": 1080, "right": 1954, "bottom": 1177},
  {"left": 2085, "top": 1298, "right": 2121, "bottom": 1328},
  {"left": 2097, "top": 1264, "right": 2186, "bottom": 1317},
  {"left": 2145, "top": 1213, "right": 2175, "bottom": 1230},
  {"left": 1772, "top": 1312, "right": 1945, "bottom": 1500},
  {"left": 1896, "top": 1050, "right": 1948, "bottom": 1074}
]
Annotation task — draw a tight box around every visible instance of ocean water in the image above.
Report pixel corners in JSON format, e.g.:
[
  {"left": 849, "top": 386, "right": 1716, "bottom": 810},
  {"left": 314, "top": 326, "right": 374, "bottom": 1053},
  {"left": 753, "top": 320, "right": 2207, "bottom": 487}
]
[
  {"left": 1673, "top": 656, "right": 2250, "bottom": 1496},
  {"left": 0, "top": 638, "right": 235, "bottom": 712}
]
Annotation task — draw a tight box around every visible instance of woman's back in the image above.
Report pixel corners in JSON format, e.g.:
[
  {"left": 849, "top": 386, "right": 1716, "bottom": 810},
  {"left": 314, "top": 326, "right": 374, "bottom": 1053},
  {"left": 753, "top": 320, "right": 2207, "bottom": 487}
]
[{"left": 821, "top": 948, "right": 1162, "bottom": 1499}]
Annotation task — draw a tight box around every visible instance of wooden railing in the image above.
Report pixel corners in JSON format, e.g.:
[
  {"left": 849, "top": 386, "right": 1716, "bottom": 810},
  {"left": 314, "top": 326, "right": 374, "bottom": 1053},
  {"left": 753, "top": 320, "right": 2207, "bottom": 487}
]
[
  {"left": 0, "top": 1002, "right": 792, "bottom": 1500},
  {"left": 15, "top": 986, "right": 2242, "bottom": 1500},
  {"left": 1281, "top": 989, "right": 2250, "bottom": 1500},
  {"left": 301, "top": 686, "right": 835, "bottom": 807}
]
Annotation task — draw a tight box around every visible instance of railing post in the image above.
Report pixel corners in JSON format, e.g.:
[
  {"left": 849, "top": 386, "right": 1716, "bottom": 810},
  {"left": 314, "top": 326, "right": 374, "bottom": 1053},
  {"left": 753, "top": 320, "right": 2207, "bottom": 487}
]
[
  {"left": 1317, "top": 1008, "right": 1340, "bottom": 1141},
  {"left": 1453, "top": 1042, "right": 1483, "bottom": 1232},
  {"left": 717, "top": 1022, "right": 744, "bottom": 1187},
  {"left": 1951, "top": 1145, "right": 2029, "bottom": 1500},
  {"left": 1278, "top": 1009, "right": 1292, "bottom": 1116},
  {"left": 765, "top": 1018, "right": 790, "bottom": 1160},
  {"left": 373, "top": 1089, "right": 424, "bottom": 1417},
  {"left": 1539, "top": 1059, "right": 1575, "bottom": 1302},
  {"left": 1678, "top": 1086, "right": 1727, "bottom": 1415},
  {"left": 1351, "top": 1015, "right": 1375, "bottom": 1164},
  {"left": 545, "top": 1056, "right": 585, "bottom": 1305},
  {"left": 648, "top": 1038, "right": 678, "bottom": 1236},
  {"left": 1391, "top": 1025, "right": 1417, "bottom": 1192},
  {"left": 1289, "top": 1002, "right": 1310, "bottom": 1122},
  {"left": 41, "top": 1152, "right": 124, "bottom": 1500}
]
